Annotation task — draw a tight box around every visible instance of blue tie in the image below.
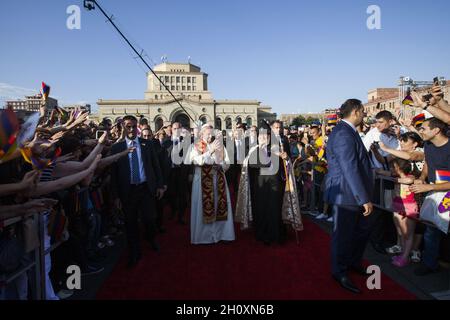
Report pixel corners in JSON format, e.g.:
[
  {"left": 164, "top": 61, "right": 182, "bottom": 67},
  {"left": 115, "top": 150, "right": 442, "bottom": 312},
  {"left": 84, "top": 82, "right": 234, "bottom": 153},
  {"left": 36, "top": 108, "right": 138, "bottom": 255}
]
[{"left": 130, "top": 141, "right": 140, "bottom": 184}]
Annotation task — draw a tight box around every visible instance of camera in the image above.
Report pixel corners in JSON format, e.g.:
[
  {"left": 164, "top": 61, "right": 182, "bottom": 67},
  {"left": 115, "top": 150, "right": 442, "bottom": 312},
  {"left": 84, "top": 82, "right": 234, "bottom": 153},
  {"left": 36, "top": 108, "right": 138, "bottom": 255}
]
[{"left": 96, "top": 130, "right": 106, "bottom": 139}]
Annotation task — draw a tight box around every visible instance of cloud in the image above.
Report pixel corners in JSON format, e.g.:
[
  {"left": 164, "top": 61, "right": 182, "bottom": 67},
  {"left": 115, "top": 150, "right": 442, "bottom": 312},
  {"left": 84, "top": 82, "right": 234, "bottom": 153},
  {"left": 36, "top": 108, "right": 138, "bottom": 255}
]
[{"left": 0, "top": 83, "right": 38, "bottom": 107}]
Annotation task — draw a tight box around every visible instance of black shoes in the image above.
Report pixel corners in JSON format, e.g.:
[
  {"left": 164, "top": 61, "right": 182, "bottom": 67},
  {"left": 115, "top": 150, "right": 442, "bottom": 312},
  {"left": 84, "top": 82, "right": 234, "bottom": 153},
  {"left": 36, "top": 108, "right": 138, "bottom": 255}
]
[
  {"left": 332, "top": 275, "right": 361, "bottom": 294},
  {"left": 350, "top": 265, "right": 368, "bottom": 276},
  {"left": 82, "top": 265, "right": 105, "bottom": 276}
]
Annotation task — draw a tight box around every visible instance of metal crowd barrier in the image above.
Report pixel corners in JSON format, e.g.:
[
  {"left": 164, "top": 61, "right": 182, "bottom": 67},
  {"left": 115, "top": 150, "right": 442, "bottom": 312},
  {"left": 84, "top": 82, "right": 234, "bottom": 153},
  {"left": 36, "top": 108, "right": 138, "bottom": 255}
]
[
  {"left": 0, "top": 187, "right": 89, "bottom": 300},
  {"left": 0, "top": 212, "right": 43, "bottom": 300},
  {"left": 373, "top": 173, "right": 450, "bottom": 300}
]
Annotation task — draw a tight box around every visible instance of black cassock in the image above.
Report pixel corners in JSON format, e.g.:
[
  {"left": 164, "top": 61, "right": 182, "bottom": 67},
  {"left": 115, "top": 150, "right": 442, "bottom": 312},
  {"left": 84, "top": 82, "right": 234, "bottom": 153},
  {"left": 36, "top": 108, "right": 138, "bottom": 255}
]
[{"left": 248, "top": 145, "right": 287, "bottom": 244}]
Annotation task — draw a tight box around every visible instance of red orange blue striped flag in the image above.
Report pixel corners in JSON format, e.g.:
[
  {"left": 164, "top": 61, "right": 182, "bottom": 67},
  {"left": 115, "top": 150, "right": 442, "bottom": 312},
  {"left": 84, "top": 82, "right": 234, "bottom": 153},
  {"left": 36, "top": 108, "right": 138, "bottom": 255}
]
[{"left": 436, "top": 170, "right": 450, "bottom": 184}]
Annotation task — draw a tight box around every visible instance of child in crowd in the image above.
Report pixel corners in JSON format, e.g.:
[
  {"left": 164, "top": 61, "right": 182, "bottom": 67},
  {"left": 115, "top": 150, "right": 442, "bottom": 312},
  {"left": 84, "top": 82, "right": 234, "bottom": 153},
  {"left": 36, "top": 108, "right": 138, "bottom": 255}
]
[{"left": 377, "top": 157, "right": 419, "bottom": 267}]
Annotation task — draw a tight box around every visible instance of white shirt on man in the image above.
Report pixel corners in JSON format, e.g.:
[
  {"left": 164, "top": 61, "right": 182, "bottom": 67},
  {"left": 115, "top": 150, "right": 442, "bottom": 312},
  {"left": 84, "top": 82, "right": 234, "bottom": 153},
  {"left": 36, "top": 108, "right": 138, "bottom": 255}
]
[
  {"left": 363, "top": 127, "right": 400, "bottom": 169},
  {"left": 125, "top": 137, "right": 147, "bottom": 183},
  {"left": 235, "top": 139, "right": 245, "bottom": 164}
]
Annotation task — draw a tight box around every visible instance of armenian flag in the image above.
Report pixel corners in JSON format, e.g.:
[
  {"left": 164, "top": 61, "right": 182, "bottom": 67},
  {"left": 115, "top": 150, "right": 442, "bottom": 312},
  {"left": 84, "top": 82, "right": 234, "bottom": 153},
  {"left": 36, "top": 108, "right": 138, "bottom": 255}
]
[
  {"left": 436, "top": 170, "right": 450, "bottom": 184},
  {"left": 21, "top": 146, "right": 61, "bottom": 170},
  {"left": 402, "top": 94, "right": 414, "bottom": 106},
  {"left": 0, "top": 108, "right": 20, "bottom": 160},
  {"left": 41, "top": 82, "right": 50, "bottom": 101},
  {"left": 327, "top": 114, "right": 337, "bottom": 125},
  {"left": 412, "top": 113, "right": 425, "bottom": 126}
]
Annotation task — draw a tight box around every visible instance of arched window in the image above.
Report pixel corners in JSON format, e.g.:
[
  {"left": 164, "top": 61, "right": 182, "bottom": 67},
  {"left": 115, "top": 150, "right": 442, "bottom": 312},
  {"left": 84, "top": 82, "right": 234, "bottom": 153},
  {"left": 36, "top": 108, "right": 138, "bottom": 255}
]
[
  {"left": 215, "top": 117, "right": 222, "bottom": 130},
  {"left": 246, "top": 117, "right": 252, "bottom": 126},
  {"left": 200, "top": 116, "right": 207, "bottom": 125},
  {"left": 155, "top": 117, "right": 164, "bottom": 131},
  {"left": 225, "top": 117, "right": 232, "bottom": 129},
  {"left": 155, "top": 95, "right": 158, "bottom": 100},
  {"left": 236, "top": 116, "right": 242, "bottom": 125}
]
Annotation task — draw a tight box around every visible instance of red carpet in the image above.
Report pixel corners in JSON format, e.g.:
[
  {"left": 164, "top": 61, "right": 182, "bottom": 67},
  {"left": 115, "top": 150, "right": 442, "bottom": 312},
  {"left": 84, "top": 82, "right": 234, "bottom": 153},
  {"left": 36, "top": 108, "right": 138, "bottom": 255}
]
[{"left": 96, "top": 212, "right": 416, "bottom": 300}]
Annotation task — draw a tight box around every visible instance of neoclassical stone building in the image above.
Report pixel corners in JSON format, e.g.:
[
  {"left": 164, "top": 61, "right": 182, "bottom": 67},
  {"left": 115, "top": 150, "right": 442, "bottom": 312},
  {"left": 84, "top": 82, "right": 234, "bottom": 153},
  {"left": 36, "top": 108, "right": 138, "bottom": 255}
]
[{"left": 98, "top": 62, "right": 276, "bottom": 131}]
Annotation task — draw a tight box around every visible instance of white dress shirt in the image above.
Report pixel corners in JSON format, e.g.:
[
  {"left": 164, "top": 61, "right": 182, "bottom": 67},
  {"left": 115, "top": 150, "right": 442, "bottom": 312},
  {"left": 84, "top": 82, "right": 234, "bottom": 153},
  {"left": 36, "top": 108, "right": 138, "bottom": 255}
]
[
  {"left": 125, "top": 137, "right": 147, "bottom": 183},
  {"left": 362, "top": 127, "right": 400, "bottom": 169},
  {"left": 235, "top": 139, "right": 244, "bottom": 164}
]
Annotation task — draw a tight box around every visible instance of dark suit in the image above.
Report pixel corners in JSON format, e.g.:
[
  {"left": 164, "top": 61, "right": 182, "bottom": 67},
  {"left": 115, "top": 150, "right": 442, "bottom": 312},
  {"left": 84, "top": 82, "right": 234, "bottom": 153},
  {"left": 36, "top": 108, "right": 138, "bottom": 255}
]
[
  {"left": 151, "top": 138, "right": 170, "bottom": 230},
  {"left": 226, "top": 137, "right": 250, "bottom": 194},
  {"left": 162, "top": 136, "right": 189, "bottom": 222},
  {"left": 110, "top": 138, "right": 163, "bottom": 259},
  {"left": 324, "top": 120, "right": 373, "bottom": 277}
]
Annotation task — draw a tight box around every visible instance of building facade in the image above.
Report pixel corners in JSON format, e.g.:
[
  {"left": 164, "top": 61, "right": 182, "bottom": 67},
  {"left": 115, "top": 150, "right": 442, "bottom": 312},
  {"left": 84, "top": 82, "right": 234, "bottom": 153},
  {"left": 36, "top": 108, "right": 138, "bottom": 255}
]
[
  {"left": 98, "top": 62, "right": 276, "bottom": 131},
  {"left": 5, "top": 94, "right": 57, "bottom": 120},
  {"left": 364, "top": 81, "right": 450, "bottom": 119}
]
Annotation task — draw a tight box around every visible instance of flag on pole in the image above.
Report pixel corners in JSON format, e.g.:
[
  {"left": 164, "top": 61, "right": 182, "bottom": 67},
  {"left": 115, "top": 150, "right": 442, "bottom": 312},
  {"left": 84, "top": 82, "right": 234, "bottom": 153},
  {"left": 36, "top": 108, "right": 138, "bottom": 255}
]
[
  {"left": 436, "top": 170, "right": 450, "bottom": 184},
  {"left": 326, "top": 114, "right": 337, "bottom": 125},
  {"left": 402, "top": 95, "right": 414, "bottom": 106},
  {"left": 21, "top": 146, "right": 61, "bottom": 170},
  {"left": 0, "top": 108, "right": 20, "bottom": 160},
  {"left": 41, "top": 82, "right": 50, "bottom": 101}
]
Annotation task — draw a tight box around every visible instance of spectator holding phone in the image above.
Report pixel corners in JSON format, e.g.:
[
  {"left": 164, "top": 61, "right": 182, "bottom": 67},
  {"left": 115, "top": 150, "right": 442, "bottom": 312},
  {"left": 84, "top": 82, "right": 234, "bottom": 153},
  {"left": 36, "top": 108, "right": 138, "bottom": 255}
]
[{"left": 410, "top": 117, "right": 450, "bottom": 276}]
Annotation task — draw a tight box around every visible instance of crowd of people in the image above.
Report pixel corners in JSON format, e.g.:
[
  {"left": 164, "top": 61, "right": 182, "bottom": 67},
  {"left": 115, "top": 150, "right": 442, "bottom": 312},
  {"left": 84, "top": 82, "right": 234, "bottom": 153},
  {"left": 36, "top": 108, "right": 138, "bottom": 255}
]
[{"left": 0, "top": 80, "right": 449, "bottom": 299}]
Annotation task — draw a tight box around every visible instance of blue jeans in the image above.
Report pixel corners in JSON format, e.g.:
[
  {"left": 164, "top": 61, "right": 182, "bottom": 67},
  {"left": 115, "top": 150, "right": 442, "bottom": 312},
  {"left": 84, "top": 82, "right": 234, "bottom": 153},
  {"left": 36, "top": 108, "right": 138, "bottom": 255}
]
[{"left": 423, "top": 225, "right": 445, "bottom": 270}]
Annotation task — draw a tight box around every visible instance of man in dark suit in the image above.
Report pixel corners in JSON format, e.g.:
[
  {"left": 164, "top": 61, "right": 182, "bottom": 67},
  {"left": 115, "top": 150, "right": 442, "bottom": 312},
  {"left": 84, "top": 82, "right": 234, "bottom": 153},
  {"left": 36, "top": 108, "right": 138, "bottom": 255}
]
[
  {"left": 141, "top": 127, "right": 170, "bottom": 233},
  {"left": 271, "top": 120, "right": 291, "bottom": 158},
  {"left": 324, "top": 99, "right": 374, "bottom": 294},
  {"left": 226, "top": 123, "right": 250, "bottom": 196},
  {"left": 110, "top": 115, "right": 165, "bottom": 268},
  {"left": 162, "top": 122, "right": 189, "bottom": 225}
]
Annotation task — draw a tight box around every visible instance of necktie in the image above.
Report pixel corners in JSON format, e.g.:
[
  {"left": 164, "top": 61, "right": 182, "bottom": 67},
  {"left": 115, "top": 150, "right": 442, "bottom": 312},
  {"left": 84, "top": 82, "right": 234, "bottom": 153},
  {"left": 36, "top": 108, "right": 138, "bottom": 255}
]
[{"left": 130, "top": 141, "right": 140, "bottom": 184}]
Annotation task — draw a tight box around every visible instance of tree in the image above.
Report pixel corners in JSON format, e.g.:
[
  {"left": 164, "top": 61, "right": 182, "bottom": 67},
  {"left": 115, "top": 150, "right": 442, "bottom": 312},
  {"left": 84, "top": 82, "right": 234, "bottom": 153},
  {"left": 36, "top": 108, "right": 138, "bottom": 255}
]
[
  {"left": 291, "top": 115, "right": 306, "bottom": 127},
  {"left": 305, "top": 116, "right": 320, "bottom": 125}
]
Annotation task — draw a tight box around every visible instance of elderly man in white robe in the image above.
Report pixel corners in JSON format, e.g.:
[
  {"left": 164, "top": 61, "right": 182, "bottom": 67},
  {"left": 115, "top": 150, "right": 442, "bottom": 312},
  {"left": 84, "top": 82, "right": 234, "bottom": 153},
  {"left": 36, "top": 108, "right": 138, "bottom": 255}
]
[{"left": 188, "top": 124, "right": 235, "bottom": 244}]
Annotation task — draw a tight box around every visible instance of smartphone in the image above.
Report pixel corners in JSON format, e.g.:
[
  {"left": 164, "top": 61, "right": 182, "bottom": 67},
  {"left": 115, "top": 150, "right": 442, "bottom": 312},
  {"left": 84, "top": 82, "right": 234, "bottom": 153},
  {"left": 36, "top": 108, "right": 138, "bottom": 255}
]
[
  {"left": 96, "top": 130, "right": 106, "bottom": 139},
  {"left": 423, "top": 93, "right": 433, "bottom": 102}
]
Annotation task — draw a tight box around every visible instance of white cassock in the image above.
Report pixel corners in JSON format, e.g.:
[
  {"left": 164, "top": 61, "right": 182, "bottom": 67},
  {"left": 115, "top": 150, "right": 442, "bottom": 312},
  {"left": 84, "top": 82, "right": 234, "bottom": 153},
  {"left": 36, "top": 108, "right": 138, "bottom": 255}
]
[{"left": 187, "top": 142, "right": 235, "bottom": 244}]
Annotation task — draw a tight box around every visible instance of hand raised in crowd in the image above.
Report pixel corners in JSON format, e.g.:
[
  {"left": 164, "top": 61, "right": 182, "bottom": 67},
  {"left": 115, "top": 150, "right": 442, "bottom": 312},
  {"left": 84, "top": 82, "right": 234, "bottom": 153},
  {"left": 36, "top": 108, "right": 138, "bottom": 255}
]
[
  {"left": 429, "top": 83, "right": 444, "bottom": 106},
  {"left": 280, "top": 151, "right": 289, "bottom": 160},
  {"left": 301, "top": 136, "right": 309, "bottom": 145},
  {"left": 49, "top": 130, "right": 65, "bottom": 142},
  {"left": 67, "top": 111, "right": 89, "bottom": 130},
  {"left": 98, "top": 131, "right": 108, "bottom": 145},
  {"left": 411, "top": 90, "right": 428, "bottom": 109}
]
